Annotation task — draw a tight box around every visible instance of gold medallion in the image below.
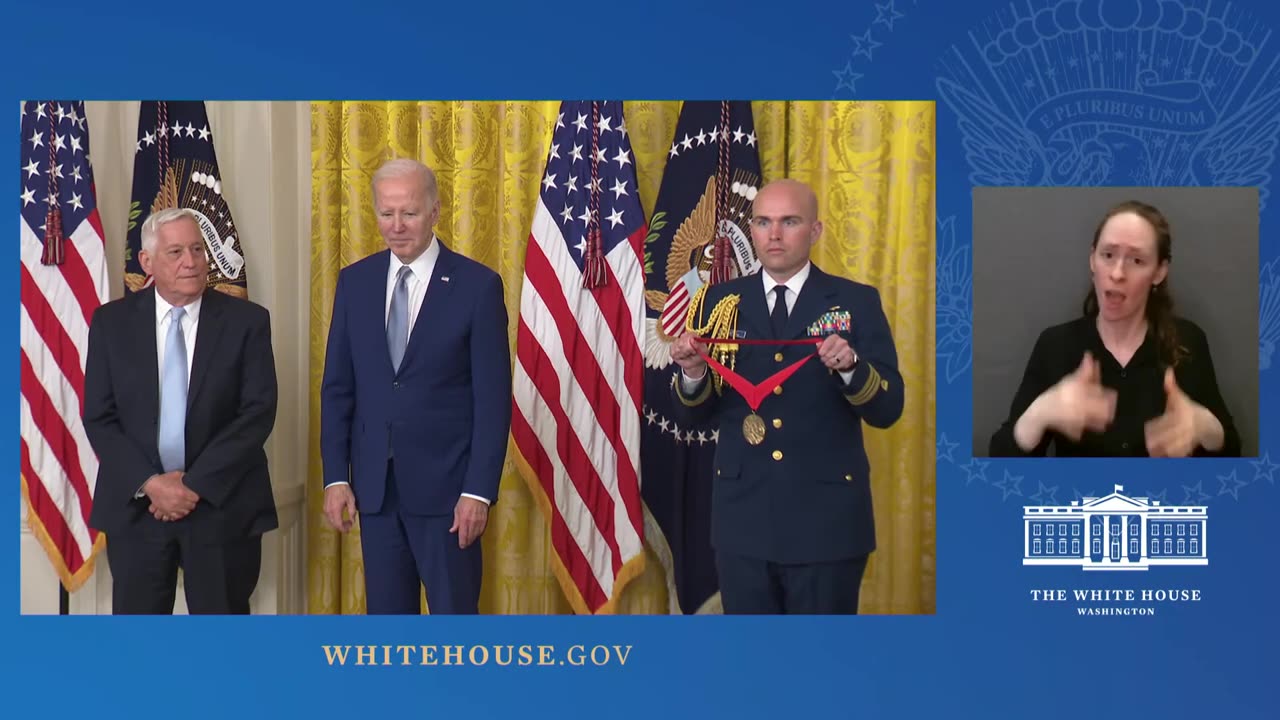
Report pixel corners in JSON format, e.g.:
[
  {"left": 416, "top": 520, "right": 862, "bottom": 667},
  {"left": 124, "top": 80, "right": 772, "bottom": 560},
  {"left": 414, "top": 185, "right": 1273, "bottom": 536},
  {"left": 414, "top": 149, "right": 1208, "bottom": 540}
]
[{"left": 742, "top": 413, "right": 766, "bottom": 445}]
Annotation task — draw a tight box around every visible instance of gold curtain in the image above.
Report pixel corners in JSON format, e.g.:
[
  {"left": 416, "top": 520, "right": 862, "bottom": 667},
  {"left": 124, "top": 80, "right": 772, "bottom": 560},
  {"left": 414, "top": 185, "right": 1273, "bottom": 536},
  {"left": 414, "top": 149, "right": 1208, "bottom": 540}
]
[{"left": 307, "top": 101, "right": 935, "bottom": 615}]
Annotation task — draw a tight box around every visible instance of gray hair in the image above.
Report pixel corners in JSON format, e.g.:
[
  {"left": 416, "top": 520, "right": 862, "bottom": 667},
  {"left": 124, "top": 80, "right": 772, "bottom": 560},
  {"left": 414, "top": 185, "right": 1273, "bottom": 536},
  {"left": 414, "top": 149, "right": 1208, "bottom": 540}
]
[
  {"left": 372, "top": 158, "right": 438, "bottom": 201},
  {"left": 140, "top": 207, "right": 201, "bottom": 254}
]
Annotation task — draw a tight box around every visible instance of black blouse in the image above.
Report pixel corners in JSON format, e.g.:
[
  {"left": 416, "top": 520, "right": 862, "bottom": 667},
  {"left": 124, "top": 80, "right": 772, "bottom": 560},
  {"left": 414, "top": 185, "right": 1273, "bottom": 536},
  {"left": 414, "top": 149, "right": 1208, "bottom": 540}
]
[{"left": 989, "top": 316, "right": 1241, "bottom": 457}]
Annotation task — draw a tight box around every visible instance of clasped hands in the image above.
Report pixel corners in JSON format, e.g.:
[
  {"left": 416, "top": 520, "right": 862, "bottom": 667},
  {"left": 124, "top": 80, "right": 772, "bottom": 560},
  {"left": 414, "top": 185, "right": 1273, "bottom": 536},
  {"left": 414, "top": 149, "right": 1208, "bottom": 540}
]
[
  {"left": 1021, "top": 351, "right": 1217, "bottom": 457},
  {"left": 144, "top": 471, "right": 200, "bottom": 522}
]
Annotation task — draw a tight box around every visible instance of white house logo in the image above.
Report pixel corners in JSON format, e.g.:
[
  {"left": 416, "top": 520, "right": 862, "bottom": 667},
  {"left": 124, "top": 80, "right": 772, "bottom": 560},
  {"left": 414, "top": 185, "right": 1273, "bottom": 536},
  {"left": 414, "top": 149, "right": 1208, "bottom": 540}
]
[{"left": 1023, "top": 485, "right": 1207, "bottom": 570}]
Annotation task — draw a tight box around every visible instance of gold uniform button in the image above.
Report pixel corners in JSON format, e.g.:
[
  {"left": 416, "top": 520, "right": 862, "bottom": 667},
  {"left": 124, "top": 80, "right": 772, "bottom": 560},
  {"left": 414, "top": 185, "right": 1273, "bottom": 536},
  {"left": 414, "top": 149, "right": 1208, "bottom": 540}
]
[
  {"left": 773, "top": 386, "right": 783, "bottom": 396},
  {"left": 772, "top": 450, "right": 783, "bottom": 461},
  {"left": 772, "top": 418, "right": 782, "bottom": 429},
  {"left": 774, "top": 352, "right": 784, "bottom": 362},
  {"left": 844, "top": 474, "right": 853, "bottom": 482}
]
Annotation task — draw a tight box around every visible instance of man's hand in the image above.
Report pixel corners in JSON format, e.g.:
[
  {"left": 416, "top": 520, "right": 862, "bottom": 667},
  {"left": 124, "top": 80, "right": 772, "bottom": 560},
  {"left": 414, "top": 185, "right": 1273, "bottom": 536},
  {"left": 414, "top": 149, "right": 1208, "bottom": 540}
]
[
  {"left": 323, "top": 484, "right": 359, "bottom": 532},
  {"left": 817, "top": 334, "right": 856, "bottom": 372},
  {"left": 670, "top": 332, "right": 710, "bottom": 379},
  {"left": 144, "top": 471, "right": 198, "bottom": 521},
  {"left": 450, "top": 496, "right": 490, "bottom": 549}
]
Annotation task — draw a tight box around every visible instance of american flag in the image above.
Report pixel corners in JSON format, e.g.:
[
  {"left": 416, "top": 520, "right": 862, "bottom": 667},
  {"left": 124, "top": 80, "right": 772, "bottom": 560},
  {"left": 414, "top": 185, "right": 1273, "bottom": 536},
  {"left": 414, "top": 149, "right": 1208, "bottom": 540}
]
[
  {"left": 513, "top": 101, "right": 647, "bottom": 613},
  {"left": 19, "top": 100, "right": 108, "bottom": 591}
]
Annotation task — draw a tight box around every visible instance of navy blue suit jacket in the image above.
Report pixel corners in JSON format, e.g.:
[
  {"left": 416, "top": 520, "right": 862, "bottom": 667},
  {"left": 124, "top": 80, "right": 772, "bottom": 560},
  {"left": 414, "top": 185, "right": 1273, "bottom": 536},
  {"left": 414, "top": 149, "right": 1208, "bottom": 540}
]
[
  {"left": 672, "top": 265, "right": 903, "bottom": 564},
  {"left": 320, "top": 242, "right": 512, "bottom": 516}
]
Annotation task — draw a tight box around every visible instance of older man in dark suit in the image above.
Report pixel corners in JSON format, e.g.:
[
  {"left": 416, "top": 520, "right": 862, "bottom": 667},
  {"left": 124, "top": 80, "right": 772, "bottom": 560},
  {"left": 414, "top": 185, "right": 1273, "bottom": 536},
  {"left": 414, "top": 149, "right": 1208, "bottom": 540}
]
[{"left": 83, "top": 207, "right": 278, "bottom": 614}]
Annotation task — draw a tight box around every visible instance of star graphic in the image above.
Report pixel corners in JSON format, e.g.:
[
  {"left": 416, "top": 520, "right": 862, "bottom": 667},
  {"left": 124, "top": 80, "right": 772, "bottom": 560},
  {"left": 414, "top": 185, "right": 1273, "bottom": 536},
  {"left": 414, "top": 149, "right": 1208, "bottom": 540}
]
[
  {"left": 566, "top": 174, "right": 579, "bottom": 194},
  {"left": 732, "top": 125, "right": 745, "bottom": 143},
  {"left": 1182, "top": 481, "right": 1211, "bottom": 505},
  {"left": 23, "top": 159, "right": 40, "bottom": 178},
  {"left": 874, "top": 0, "right": 904, "bottom": 30},
  {"left": 69, "top": 192, "right": 83, "bottom": 211},
  {"left": 1217, "top": 470, "right": 1248, "bottom": 500},
  {"left": 959, "top": 458, "right": 989, "bottom": 485},
  {"left": 594, "top": 146, "right": 607, "bottom": 163},
  {"left": 697, "top": 431, "right": 708, "bottom": 445},
  {"left": 1148, "top": 487, "right": 1168, "bottom": 506},
  {"left": 598, "top": 115, "right": 613, "bottom": 133},
  {"left": 610, "top": 178, "right": 628, "bottom": 199},
  {"left": 645, "top": 409, "right": 658, "bottom": 425},
  {"left": 833, "top": 61, "right": 863, "bottom": 94},
  {"left": 668, "top": 143, "right": 680, "bottom": 159},
  {"left": 570, "top": 144, "right": 583, "bottom": 162},
  {"left": 29, "top": 129, "right": 43, "bottom": 149},
  {"left": 1072, "top": 487, "right": 1097, "bottom": 504},
  {"left": 606, "top": 208, "right": 625, "bottom": 228},
  {"left": 549, "top": 143, "right": 560, "bottom": 161},
  {"left": 184, "top": 122, "right": 195, "bottom": 137},
  {"left": 710, "top": 429, "right": 720, "bottom": 443},
  {"left": 574, "top": 237, "right": 587, "bottom": 256},
  {"left": 850, "top": 29, "right": 882, "bottom": 60},
  {"left": 541, "top": 171, "right": 557, "bottom": 191},
  {"left": 993, "top": 469, "right": 1023, "bottom": 501},
  {"left": 680, "top": 134, "right": 694, "bottom": 150},
  {"left": 34, "top": 103, "right": 47, "bottom": 120},
  {"left": 1029, "top": 480, "right": 1059, "bottom": 505},
  {"left": 612, "top": 148, "right": 632, "bottom": 168},
  {"left": 577, "top": 207, "right": 593, "bottom": 225},
  {"left": 694, "top": 129, "right": 707, "bottom": 146},
  {"left": 572, "top": 113, "right": 588, "bottom": 132},
  {"left": 560, "top": 203, "right": 573, "bottom": 223},
  {"left": 555, "top": 112, "right": 564, "bottom": 130},
  {"left": 936, "top": 432, "right": 959, "bottom": 463},
  {"left": 1250, "top": 452, "right": 1280, "bottom": 484},
  {"left": 617, "top": 120, "right": 628, "bottom": 139},
  {"left": 745, "top": 131, "right": 757, "bottom": 147},
  {"left": 69, "top": 134, "right": 83, "bottom": 154},
  {"left": 20, "top": 187, "right": 37, "bottom": 207},
  {"left": 198, "top": 125, "right": 211, "bottom": 141}
]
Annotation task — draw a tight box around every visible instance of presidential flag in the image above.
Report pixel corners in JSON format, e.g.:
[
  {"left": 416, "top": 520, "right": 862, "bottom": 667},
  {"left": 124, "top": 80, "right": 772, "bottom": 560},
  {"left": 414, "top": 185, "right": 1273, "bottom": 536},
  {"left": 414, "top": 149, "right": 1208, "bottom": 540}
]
[
  {"left": 641, "top": 101, "right": 762, "bottom": 613},
  {"left": 513, "top": 101, "right": 648, "bottom": 613},
  {"left": 125, "top": 101, "right": 247, "bottom": 297},
  {"left": 19, "top": 101, "right": 109, "bottom": 590}
]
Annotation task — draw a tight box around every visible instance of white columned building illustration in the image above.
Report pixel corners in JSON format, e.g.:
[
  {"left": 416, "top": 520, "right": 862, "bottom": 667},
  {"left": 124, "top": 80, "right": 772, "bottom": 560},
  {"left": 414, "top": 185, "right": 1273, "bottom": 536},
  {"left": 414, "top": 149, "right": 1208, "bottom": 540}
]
[{"left": 1023, "top": 485, "right": 1207, "bottom": 570}]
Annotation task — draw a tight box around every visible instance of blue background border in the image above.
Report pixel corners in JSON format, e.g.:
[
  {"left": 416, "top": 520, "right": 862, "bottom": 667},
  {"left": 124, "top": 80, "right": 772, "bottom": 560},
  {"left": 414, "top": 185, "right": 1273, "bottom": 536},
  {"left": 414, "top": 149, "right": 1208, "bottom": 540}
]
[{"left": 5, "top": 1, "right": 1276, "bottom": 717}]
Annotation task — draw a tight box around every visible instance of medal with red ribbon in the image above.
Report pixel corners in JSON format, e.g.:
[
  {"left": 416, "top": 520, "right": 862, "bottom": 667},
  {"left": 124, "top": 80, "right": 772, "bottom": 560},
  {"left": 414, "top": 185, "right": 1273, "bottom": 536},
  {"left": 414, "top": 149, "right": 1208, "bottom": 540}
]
[{"left": 695, "top": 336, "right": 822, "bottom": 445}]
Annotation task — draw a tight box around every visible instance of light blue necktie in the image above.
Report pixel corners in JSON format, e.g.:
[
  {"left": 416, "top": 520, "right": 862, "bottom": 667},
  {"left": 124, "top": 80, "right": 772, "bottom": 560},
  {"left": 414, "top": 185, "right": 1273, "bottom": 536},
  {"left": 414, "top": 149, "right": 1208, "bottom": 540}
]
[
  {"left": 158, "top": 306, "right": 188, "bottom": 472},
  {"left": 388, "top": 265, "right": 412, "bottom": 372}
]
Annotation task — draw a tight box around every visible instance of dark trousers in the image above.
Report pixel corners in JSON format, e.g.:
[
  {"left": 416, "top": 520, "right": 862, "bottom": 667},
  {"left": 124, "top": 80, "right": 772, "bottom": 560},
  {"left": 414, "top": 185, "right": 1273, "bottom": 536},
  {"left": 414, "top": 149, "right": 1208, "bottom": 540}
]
[
  {"left": 716, "top": 550, "right": 869, "bottom": 614},
  {"left": 107, "top": 534, "right": 262, "bottom": 614},
  {"left": 359, "top": 461, "right": 483, "bottom": 614}
]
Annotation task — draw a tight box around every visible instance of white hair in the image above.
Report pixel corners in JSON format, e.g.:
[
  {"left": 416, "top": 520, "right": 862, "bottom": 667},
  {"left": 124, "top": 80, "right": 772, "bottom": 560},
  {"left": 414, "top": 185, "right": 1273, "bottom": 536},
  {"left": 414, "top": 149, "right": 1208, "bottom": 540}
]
[
  {"left": 140, "top": 207, "right": 201, "bottom": 254},
  {"left": 372, "top": 158, "right": 438, "bottom": 200}
]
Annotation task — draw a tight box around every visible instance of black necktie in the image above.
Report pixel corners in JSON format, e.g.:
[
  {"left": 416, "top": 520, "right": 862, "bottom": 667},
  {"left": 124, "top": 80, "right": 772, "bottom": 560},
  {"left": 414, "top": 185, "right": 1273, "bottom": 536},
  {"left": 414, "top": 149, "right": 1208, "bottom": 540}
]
[{"left": 770, "top": 285, "right": 789, "bottom": 338}]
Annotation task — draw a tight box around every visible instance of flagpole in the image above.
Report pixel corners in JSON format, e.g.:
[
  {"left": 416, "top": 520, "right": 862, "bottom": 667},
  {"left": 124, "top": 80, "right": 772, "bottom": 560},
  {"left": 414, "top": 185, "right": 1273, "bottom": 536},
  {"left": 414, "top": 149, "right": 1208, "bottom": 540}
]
[{"left": 59, "top": 583, "right": 69, "bottom": 615}]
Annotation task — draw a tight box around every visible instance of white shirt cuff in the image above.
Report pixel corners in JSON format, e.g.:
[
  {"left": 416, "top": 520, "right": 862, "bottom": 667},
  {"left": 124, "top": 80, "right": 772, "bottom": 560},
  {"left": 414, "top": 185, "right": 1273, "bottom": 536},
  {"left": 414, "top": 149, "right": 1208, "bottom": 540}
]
[
  {"left": 680, "top": 369, "right": 707, "bottom": 394},
  {"left": 461, "top": 492, "right": 490, "bottom": 506}
]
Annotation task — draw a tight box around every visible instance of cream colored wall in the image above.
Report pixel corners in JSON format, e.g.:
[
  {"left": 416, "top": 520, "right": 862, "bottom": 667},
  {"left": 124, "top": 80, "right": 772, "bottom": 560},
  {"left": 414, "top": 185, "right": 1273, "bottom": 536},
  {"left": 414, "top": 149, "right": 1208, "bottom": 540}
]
[{"left": 20, "top": 101, "right": 312, "bottom": 614}]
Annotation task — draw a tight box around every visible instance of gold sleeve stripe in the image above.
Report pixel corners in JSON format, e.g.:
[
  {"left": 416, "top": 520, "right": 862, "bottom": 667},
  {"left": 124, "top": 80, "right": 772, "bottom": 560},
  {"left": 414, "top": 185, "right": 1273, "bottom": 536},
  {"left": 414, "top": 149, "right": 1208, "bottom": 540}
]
[
  {"left": 672, "top": 371, "right": 714, "bottom": 407},
  {"left": 847, "top": 364, "right": 883, "bottom": 406}
]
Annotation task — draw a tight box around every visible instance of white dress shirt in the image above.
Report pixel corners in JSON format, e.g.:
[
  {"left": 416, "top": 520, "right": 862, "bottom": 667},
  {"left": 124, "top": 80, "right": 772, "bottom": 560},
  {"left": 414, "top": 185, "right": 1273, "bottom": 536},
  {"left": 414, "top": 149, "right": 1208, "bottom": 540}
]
[
  {"left": 139, "top": 291, "right": 202, "bottom": 496},
  {"left": 384, "top": 235, "right": 440, "bottom": 333},
  {"left": 681, "top": 262, "right": 854, "bottom": 390},
  {"left": 154, "top": 291, "right": 202, "bottom": 396}
]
